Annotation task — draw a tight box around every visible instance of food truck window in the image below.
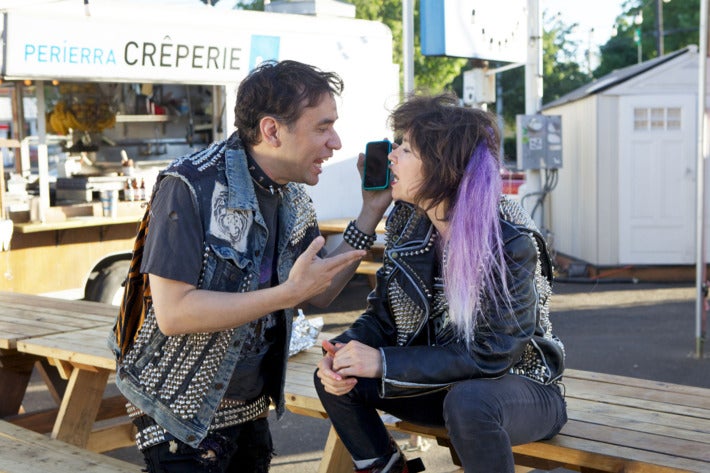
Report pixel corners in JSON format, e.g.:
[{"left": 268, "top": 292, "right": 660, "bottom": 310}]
[{"left": 3, "top": 80, "right": 222, "bottom": 210}]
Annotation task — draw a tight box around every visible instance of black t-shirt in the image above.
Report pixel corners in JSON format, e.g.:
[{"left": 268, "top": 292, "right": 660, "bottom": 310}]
[
  {"left": 141, "top": 176, "right": 202, "bottom": 286},
  {"left": 141, "top": 173, "right": 283, "bottom": 401},
  {"left": 225, "top": 181, "right": 282, "bottom": 400}
]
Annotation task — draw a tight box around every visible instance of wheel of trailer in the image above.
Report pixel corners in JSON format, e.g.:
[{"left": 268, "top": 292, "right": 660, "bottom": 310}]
[{"left": 84, "top": 260, "right": 130, "bottom": 306}]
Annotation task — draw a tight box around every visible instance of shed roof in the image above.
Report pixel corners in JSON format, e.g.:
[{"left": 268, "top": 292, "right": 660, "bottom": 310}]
[{"left": 542, "top": 46, "right": 694, "bottom": 110}]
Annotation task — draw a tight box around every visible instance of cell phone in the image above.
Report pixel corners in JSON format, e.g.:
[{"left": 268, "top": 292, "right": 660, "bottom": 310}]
[{"left": 362, "top": 140, "right": 392, "bottom": 190}]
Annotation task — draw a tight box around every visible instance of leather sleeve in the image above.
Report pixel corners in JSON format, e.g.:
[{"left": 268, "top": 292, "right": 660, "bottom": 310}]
[{"left": 379, "top": 231, "right": 540, "bottom": 398}]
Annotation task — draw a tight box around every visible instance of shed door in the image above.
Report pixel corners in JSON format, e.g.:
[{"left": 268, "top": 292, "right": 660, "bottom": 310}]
[{"left": 618, "top": 95, "right": 696, "bottom": 264}]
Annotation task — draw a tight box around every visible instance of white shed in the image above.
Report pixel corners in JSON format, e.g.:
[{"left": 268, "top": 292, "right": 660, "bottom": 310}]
[{"left": 542, "top": 45, "right": 708, "bottom": 267}]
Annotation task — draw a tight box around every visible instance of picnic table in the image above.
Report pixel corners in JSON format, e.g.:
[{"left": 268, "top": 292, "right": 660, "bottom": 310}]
[
  {"left": 318, "top": 218, "right": 386, "bottom": 287},
  {"left": 0, "top": 419, "right": 138, "bottom": 473},
  {"left": 317, "top": 218, "right": 387, "bottom": 236},
  {"left": 0, "top": 291, "right": 115, "bottom": 414},
  {"left": 285, "top": 344, "right": 710, "bottom": 473},
  {"left": 0, "top": 291, "right": 132, "bottom": 452}
]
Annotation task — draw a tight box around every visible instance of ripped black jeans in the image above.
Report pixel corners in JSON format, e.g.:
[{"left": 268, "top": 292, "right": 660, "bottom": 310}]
[{"left": 139, "top": 418, "right": 273, "bottom": 473}]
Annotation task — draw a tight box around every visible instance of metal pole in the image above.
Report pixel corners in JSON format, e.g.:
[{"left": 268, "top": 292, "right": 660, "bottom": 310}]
[
  {"left": 10, "top": 85, "right": 27, "bottom": 177},
  {"left": 497, "top": 73, "right": 504, "bottom": 157},
  {"left": 524, "top": 0, "right": 543, "bottom": 228},
  {"left": 695, "top": 0, "right": 708, "bottom": 359},
  {"left": 402, "top": 0, "right": 414, "bottom": 96},
  {"left": 655, "top": 0, "right": 664, "bottom": 56},
  {"left": 35, "top": 81, "right": 49, "bottom": 224},
  {"left": 525, "top": 0, "right": 542, "bottom": 116}
]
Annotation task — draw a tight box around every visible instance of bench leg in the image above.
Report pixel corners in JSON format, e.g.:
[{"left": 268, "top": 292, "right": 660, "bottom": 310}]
[
  {"left": 319, "top": 426, "right": 353, "bottom": 473},
  {"left": 0, "top": 352, "right": 36, "bottom": 417},
  {"left": 52, "top": 366, "right": 109, "bottom": 447},
  {"left": 34, "top": 358, "right": 67, "bottom": 405}
]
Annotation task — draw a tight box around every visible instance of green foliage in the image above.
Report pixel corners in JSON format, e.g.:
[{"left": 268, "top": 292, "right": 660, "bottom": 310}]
[
  {"left": 233, "top": 0, "right": 264, "bottom": 10},
  {"left": 348, "top": 0, "right": 467, "bottom": 95},
  {"left": 497, "top": 11, "right": 591, "bottom": 132},
  {"left": 595, "top": 35, "right": 639, "bottom": 78},
  {"left": 541, "top": 14, "right": 592, "bottom": 104},
  {"left": 594, "top": 0, "right": 700, "bottom": 78}
]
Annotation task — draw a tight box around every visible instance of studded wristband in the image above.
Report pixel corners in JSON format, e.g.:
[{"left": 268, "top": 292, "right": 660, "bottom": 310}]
[{"left": 343, "top": 220, "right": 376, "bottom": 250}]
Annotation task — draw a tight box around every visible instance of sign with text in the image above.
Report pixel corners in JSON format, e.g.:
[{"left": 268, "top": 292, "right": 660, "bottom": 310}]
[
  {"left": 2, "top": 12, "right": 259, "bottom": 84},
  {"left": 421, "top": 0, "right": 527, "bottom": 62}
]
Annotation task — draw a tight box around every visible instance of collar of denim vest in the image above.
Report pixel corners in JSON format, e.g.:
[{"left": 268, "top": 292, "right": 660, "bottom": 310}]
[
  {"left": 224, "top": 133, "right": 292, "bottom": 211},
  {"left": 245, "top": 149, "right": 284, "bottom": 195}
]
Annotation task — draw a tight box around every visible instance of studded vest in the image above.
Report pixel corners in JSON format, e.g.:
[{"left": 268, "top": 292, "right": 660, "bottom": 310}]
[{"left": 111, "top": 134, "right": 320, "bottom": 447}]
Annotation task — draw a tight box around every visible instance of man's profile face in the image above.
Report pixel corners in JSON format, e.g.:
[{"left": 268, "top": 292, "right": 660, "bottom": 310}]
[{"left": 272, "top": 93, "right": 342, "bottom": 186}]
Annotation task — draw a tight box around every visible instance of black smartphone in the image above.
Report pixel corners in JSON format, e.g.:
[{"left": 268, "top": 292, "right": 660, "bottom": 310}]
[{"left": 362, "top": 140, "right": 392, "bottom": 190}]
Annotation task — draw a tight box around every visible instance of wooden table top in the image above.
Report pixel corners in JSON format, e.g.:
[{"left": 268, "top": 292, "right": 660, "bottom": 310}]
[
  {"left": 0, "top": 420, "right": 138, "bottom": 473},
  {"left": 16, "top": 325, "right": 116, "bottom": 371},
  {"left": 13, "top": 215, "right": 142, "bottom": 234},
  {"left": 318, "top": 218, "right": 386, "bottom": 235},
  {"left": 0, "top": 292, "right": 116, "bottom": 350},
  {"left": 284, "top": 345, "right": 329, "bottom": 416}
]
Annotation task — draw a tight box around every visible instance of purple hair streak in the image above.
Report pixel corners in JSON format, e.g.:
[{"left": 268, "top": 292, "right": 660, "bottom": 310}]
[{"left": 444, "top": 140, "right": 510, "bottom": 343}]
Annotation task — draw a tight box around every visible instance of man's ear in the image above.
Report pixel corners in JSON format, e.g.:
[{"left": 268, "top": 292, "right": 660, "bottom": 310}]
[{"left": 260, "top": 116, "right": 280, "bottom": 147}]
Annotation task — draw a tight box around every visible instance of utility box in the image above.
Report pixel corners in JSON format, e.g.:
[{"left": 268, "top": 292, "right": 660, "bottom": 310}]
[
  {"left": 462, "top": 68, "right": 495, "bottom": 105},
  {"left": 516, "top": 114, "right": 562, "bottom": 170}
]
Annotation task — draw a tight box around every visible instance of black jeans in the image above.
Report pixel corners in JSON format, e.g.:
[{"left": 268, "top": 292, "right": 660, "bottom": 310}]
[
  {"left": 140, "top": 418, "right": 273, "bottom": 473},
  {"left": 314, "top": 373, "right": 567, "bottom": 473}
]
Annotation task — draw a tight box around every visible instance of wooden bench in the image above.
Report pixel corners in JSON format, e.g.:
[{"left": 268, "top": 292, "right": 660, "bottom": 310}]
[
  {"left": 284, "top": 345, "right": 710, "bottom": 473},
  {"left": 0, "top": 420, "right": 138, "bottom": 472},
  {"left": 355, "top": 258, "right": 381, "bottom": 288},
  {"left": 0, "top": 292, "right": 134, "bottom": 453},
  {"left": 14, "top": 325, "right": 135, "bottom": 452},
  {"left": 319, "top": 218, "right": 385, "bottom": 287}
]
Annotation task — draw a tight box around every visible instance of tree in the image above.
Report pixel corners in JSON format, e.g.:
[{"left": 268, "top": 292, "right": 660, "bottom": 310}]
[
  {"left": 234, "top": 0, "right": 263, "bottom": 10},
  {"left": 594, "top": 0, "right": 700, "bottom": 78},
  {"left": 595, "top": 34, "right": 639, "bottom": 78},
  {"left": 542, "top": 15, "right": 592, "bottom": 105},
  {"left": 348, "top": 0, "right": 467, "bottom": 94},
  {"left": 493, "top": 10, "right": 589, "bottom": 164},
  {"left": 497, "top": 11, "right": 589, "bottom": 129}
]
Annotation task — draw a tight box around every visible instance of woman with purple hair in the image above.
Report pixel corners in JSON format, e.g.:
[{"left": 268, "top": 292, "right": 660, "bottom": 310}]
[{"left": 315, "top": 93, "right": 567, "bottom": 473}]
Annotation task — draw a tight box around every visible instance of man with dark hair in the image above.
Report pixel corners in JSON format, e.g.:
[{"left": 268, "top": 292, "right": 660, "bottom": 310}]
[{"left": 111, "top": 60, "right": 390, "bottom": 472}]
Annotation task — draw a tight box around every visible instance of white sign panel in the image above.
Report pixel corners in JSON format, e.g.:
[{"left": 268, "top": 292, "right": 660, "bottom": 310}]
[
  {"left": 3, "top": 12, "right": 259, "bottom": 84},
  {"left": 421, "top": 0, "right": 527, "bottom": 63}
]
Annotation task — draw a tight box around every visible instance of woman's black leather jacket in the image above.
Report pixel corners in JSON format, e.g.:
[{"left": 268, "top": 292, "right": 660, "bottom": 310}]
[{"left": 333, "top": 197, "right": 565, "bottom": 398}]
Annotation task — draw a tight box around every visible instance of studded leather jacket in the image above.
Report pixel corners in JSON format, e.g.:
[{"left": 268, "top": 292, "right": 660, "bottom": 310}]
[
  {"left": 333, "top": 196, "right": 565, "bottom": 398},
  {"left": 112, "top": 134, "right": 320, "bottom": 447}
]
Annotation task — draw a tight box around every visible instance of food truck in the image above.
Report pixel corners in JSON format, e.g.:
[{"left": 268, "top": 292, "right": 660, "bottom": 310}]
[{"left": 0, "top": 0, "right": 398, "bottom": 302}]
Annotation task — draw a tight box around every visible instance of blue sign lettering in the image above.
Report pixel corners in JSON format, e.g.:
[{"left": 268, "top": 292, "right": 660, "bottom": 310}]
[
  {"left": 22, "top": 40, "right": 239, "bottom": 70},
  {"left": 24, "top": 42, "right": 117, "bottom": 65}
]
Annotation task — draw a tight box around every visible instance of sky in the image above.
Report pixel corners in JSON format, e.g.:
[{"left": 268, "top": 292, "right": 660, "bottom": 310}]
[{"left": 543, "top": 0, "right": 627, "bottom": 49}]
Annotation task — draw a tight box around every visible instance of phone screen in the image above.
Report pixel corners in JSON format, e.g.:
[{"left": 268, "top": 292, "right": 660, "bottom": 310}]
[{"left": 362, "top": 140, "right": 392, "bottom": 190}]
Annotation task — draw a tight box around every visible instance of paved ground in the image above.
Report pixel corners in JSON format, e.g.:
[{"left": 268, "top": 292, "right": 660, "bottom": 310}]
[{"left": 24, "top": 275, "right": 710, "bottom": 472}]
